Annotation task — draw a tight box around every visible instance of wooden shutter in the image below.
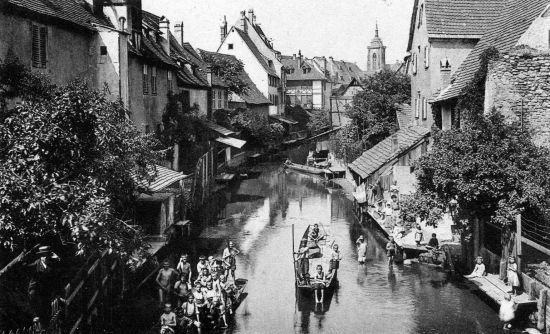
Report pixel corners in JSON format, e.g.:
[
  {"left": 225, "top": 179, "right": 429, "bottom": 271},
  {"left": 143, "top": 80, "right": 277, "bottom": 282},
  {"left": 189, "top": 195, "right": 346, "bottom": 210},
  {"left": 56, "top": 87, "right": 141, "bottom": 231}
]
[
  {"left": 32, "top": 24, "right": 40, "bottom": 67},
  {"left": 39, "top": 27, "right": 47, "bottom": 68}
]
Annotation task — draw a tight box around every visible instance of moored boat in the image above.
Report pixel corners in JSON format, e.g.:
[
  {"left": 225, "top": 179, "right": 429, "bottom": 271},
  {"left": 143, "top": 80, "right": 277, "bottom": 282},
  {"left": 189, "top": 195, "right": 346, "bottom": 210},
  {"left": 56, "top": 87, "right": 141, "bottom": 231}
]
[{"left": 283, "top": 160, "right": 325, "bottom": 175}]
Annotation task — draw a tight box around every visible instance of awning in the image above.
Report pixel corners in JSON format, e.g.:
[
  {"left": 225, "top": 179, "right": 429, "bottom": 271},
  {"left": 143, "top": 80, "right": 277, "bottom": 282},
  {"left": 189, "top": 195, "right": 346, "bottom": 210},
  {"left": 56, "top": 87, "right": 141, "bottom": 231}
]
[
  {"left": 215, "top": 137, "right": 246, "bottom": 149},
  {"left": 202, "top": 120, "right": 235, "bottom": 136},
  {"left": 133, "top": 165, "right": 188, "bottom": 193},
  {"left": 270, "top": 114, "right": 298, "bottom": 125}
]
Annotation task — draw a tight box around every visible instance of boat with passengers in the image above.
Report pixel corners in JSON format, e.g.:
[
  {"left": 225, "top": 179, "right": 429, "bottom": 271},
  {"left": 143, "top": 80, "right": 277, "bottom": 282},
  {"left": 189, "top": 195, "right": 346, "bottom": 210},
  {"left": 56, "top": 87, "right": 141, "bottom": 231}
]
[{"left": 293, "top": 224, "right": 340, "bottom": 303}]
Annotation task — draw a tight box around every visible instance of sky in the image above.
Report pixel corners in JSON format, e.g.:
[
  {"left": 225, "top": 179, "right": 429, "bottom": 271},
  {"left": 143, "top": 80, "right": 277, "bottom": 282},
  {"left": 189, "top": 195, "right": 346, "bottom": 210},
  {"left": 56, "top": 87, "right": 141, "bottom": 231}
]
[{"left": 142, "top": 0, "right": 413, "bottom": 70}]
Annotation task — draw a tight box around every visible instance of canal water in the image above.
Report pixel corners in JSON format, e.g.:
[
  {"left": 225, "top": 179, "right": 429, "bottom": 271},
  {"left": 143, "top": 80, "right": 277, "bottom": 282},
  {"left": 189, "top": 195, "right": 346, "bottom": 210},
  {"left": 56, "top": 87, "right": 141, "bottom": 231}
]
[{"left": 192, "top": 163, "right": 502, "bottom": 334}]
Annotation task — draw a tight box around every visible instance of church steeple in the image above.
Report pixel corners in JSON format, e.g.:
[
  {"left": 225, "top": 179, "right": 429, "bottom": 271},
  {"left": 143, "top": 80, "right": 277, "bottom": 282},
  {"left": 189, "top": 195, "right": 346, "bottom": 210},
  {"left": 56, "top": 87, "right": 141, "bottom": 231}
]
[{"left": 367, "top": 23, "right": 386, "bottom": 75}]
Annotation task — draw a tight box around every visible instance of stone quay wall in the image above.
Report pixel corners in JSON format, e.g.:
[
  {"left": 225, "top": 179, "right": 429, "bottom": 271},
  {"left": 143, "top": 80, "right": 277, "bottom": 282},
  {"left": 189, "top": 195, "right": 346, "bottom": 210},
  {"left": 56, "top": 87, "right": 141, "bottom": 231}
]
[{"left": 485, "top": 47, "right": 550, "bottom": 147}]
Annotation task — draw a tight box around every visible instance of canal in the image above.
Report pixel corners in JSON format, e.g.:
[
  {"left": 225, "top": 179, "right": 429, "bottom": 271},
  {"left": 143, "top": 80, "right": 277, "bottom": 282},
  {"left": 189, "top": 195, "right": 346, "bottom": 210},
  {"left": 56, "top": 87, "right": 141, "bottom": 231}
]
[{"left": 187, "top": 162, "right": 502, "bottom": 334}]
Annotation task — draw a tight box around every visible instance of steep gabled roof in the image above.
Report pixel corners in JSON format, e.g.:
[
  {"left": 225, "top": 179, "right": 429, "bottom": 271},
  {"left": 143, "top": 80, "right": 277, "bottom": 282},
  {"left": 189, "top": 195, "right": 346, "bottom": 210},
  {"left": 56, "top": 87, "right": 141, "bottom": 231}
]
[
  {"left": 281, "top": 56, "right": 326, "bottom": 81},
  {"left": 349, "top": 126, "right": 430, "bottom": 179},
  {"left": 168, "top": 33, "right": 214, "bottom": 88},
  {"left": 5, "top": 0, "right": 111, "bottom": 31},
  {"left": 407, "top": 0, "right": 505, "bottom": 51},
  {"left": 396, "top": 104, "right": 412, "bottom": 129},
  {"left": 198, "top": 49, "right": 271, "bottom": 105},
  {"left": 234, "top": 28, "right": 278, "bottom": 77},
  {"left": 434, "top": 0, "right": 550, "bottom": 102}
]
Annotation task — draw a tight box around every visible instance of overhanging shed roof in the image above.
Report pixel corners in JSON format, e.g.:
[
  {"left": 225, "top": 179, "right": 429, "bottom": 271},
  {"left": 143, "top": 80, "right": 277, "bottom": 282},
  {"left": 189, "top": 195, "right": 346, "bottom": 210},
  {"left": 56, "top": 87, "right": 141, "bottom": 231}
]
[
  {"left": 203, "top": 121, "right": 235, "bottom": 136},
  {"left": 270, "top": 114, "right": 298, "bottom": 125},
  {"left": 349, "top": 126, "right": 430, "bottom": 180},
  {"left": 133, "top": 165, "right": 188, "bottom": 193},
  {"left": 216, "top": 137, "right": 247, "bottom": 149}
]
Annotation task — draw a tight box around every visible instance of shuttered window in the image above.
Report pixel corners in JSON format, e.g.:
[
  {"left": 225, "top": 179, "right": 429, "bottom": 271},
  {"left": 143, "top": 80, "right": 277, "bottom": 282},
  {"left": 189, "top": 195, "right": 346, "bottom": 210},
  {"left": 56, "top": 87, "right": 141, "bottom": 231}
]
[
  {"left": 151, "top": 66, "right": 157, "bottom": 95},
  {"left": 422, "top": 98, "right": 428, "bottom": 119},
  {"left": 143, "top": 64, "right": 149, "bottom": 95},
  {"left": 32, "top": 24, "right": 47, "bottom": 68},
  {"left": 167, "top": 71, "right": 173, "bottom": 92}
]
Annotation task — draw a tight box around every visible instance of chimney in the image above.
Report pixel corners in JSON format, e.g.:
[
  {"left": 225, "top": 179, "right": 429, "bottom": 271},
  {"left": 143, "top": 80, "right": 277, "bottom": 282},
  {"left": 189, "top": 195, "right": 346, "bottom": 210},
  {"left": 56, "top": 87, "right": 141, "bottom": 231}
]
[
  {"left": 220, "top": 16, "right": 227, "bottom": 43},
  {"left": 174, "top": 21, "right": 184, "bottom": 46},
  {"left": 298, "top": 50, "right": 302, "bottom": 67},
  {"left": 440, "top": 57, "right": 451, "bottom": 88},
  {"left": 206, "top": 65, "right": 213, "bottom": 86},
  {"left": 391, "top": 134, "right": 399, "bottom": 153},
  {"left": 83, "top": 0, "right": 103, "bottom": 15},
  {"left": 248, "top": 9, "right": 255, "bottom": 25},
  {"left": 239, "top": 10, "right": 247, "bottom": 33},
  {"left": 159, "top": 19, "right": 170, "bottom": 55}
]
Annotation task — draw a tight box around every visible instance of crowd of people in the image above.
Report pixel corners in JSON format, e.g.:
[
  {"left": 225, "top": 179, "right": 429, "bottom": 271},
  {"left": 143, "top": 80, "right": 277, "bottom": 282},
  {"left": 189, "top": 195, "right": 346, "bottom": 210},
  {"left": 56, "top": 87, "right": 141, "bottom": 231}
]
[{"left": 157, "top": 241, "right": 240, "bottom": 334}]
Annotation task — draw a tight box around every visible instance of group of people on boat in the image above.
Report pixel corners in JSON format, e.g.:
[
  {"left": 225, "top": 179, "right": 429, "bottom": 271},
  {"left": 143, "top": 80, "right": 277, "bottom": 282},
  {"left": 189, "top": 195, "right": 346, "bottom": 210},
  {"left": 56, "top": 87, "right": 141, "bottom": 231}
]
[
  {"left": 295, "top": 224, "right": 341, "bottom": 304},
  {"left": 156, "top": 242, "right": 240, "bottom": 333}
]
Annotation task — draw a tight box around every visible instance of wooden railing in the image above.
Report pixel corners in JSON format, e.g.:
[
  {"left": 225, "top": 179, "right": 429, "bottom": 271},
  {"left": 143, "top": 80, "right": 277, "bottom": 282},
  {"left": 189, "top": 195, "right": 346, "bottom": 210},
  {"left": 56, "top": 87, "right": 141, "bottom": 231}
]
[{"left": 63, "top": 250, "right": 121, "bottom": 334}]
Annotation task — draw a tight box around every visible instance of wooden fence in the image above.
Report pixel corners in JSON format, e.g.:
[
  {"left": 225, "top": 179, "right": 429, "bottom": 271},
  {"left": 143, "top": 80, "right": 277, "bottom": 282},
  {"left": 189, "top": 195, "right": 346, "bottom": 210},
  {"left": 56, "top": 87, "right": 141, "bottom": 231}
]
[{"left": 2, "top": 250, "right": 123, "bottom": 334}]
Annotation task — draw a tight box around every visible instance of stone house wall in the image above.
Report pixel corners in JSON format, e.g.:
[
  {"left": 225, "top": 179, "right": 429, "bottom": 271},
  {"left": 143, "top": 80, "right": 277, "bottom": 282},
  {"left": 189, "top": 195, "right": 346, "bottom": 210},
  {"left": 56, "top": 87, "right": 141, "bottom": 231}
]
[{"left": 485, "top": 48, "right": 550, "bottom": 147}]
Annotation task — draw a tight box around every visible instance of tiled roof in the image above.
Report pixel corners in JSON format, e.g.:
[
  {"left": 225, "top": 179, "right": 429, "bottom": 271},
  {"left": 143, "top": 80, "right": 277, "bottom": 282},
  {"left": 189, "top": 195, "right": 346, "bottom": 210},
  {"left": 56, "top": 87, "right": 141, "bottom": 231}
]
[
  {"left": 281, "top": 56, "right": 327, "bottom": 81},
  {"left": 168, "top": 34, "right": 210, "bottom": 88},
  {"left": 349, "top": 126, "right": 430, "bottom": 179},
  {"left": 396, "top": 104, "right": 412, "bottom": 129},
  {"left": 198, "top": 49, "right": 271, "bottom": 105},
  {"left": 407, "top": 0, "right": 505, "bottom": 51},
  {"left": 332, "top": 78, "right": 363, "bottom": 97},
  {"left": 323, "top": 58, "right": 364, "bottom": 84},
  {"left": 133, "top": 165, "right": 187, "bottom": 193},
  {"left": 426, "top": 0, "right": 504, "bottom": 36},
  {"left": 5, "top": 0, "right": 111, "bottom": 31},
  {"left": 130, "top": 10, "right": 176, "bottom": 68},
  {"left": 234, "top": 28, "right": 278, "bottom": 77},
  {"left": 434, "top": 0, "right": 549, "bottom": 102}
]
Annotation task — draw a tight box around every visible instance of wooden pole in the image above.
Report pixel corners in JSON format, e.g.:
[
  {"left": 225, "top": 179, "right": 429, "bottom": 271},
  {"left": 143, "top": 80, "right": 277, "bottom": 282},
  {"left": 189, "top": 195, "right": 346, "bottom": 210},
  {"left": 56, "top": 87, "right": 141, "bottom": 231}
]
[
  {"left": 537, "top": 289, "right": 547, "bottom": 331},
  {"left": 516, "top": 214, "right": 522, "bottom": 273}
]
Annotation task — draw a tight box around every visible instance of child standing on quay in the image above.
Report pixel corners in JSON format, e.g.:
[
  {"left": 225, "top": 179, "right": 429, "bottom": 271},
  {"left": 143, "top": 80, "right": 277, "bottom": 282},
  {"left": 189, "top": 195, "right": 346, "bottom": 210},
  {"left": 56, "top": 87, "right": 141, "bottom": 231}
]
[{"left": 507, "top": 256, "right": 520, "bottom": 295}]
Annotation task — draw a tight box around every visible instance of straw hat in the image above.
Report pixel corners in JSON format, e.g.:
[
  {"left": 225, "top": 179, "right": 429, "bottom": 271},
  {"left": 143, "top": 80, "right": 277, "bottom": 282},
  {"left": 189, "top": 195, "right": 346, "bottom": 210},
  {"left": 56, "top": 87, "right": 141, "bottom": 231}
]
[{"left": 37, "top": 246, "right": 51, "bottom": 256}]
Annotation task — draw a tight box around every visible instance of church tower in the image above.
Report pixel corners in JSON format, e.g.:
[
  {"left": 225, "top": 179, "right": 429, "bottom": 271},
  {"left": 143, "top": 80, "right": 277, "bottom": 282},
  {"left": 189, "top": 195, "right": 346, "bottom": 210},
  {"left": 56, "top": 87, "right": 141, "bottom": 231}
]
[{"left": 367, "top": 23, "right": 386, "bottom": 75}]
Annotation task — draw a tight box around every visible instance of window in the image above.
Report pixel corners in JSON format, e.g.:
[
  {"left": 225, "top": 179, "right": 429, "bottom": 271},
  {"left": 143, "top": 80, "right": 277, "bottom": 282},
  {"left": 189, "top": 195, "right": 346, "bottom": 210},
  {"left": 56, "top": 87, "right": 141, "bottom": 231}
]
[
  {"left": 422, "top": 97, "right": 428, "bottom": 119},
  {"left": 145, "top": 125, "right": 150, "bottom": 134},
  {"left": 424, "top": 46, "right": 430, "bottom": 68},
  {"left": 415, "top": 98, "right": 419, "bottom": 118},
  {"left": 143, "top": 64, "right": 149, "bottom": 94},
  {"left": 373, "top": 53, "right": 377, "bottom": 69},
  {"left": 412, "top": 53, "right": 418, "bottom": 75},
  {"left": 228, "top": 43, "right": 234, "bottom": 50},
  {"left": 151, "top": 66, "right": 157, "bottom": 95},
  {"left": 32, "top": 24, "right": 47, "bottom": 68},
  {"left": 303, "top": 68, "right": 307, "bottom": 74},
  {"left": 167, "top": 71, "right": 173, "bottom": 92},
  {"left": 268, "top": 60, "right": 273, "bottom": 68},
  {"left": 100, "top": 46, "right": 108, "bottom": 55},
  {"left": 217, "top": 90, "right": 222, "bottom": 108}
]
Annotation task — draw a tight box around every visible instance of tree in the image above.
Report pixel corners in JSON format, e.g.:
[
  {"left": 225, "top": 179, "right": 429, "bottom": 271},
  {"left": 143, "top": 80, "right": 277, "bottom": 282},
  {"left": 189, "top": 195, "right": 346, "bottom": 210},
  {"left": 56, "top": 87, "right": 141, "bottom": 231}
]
[
  {"left": 230, "top": 109, "right": 284, "bottom": 149},
  {"left": 306, "top": 109, "right": 331, "bottom": 135},
  {"left": 200, "top": 53, "right": 248, "bottom": 95},
  {"left": 333, "top": 69, "right": 410, "bottom": 162},
  {"left": 415, "top": 111, "right": 550, "bottom": 230},
  {"left": 0, "top": 80, "right": 161, "bottom": 265}
]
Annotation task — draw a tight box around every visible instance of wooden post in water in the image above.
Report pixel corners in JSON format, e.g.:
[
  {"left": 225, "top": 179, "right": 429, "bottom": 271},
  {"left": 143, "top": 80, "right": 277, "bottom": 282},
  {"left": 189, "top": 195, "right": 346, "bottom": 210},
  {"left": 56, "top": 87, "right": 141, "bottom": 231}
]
[{"left": 537, "top": 289, "right": 547, "bottom": 331}]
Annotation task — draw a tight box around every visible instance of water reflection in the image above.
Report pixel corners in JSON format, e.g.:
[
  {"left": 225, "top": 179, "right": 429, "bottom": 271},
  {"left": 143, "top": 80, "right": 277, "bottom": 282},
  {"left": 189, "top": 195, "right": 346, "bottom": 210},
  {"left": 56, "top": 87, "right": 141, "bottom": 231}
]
[{"left": 193, "top": 164, "right": 501, "bottom": 334}]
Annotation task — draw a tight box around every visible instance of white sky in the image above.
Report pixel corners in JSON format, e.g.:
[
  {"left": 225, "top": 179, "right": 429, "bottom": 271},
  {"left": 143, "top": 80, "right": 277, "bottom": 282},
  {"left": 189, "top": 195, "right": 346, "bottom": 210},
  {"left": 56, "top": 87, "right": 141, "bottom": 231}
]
[{"left": 142, "top": 0, "right": 413, "bottom": 70}]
